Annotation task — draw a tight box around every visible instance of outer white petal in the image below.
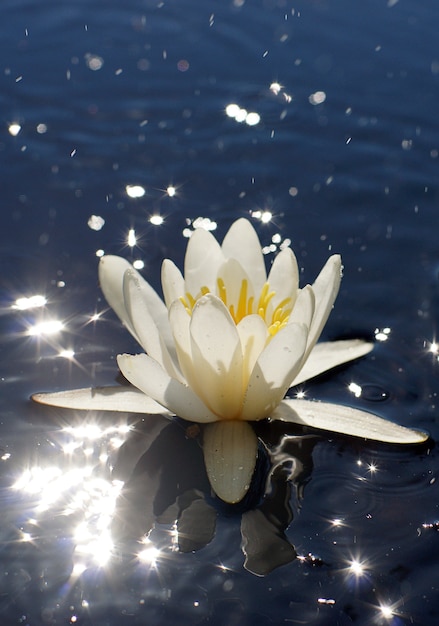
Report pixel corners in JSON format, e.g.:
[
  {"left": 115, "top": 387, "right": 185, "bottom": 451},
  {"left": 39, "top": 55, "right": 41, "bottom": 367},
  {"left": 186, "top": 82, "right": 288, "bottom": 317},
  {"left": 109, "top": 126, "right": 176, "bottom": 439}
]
[
  {"left": 267, "top": 247, "right": 299, "bottom": 311},
  {"left": 184, "top": 228, "right": 224, "bottom": 295},
  {"left": 203, "top": 421, "right": 258, "bottom": 503},
  {"left": 190, "top": 294, "right": 244, "bottom": 419},
  {"left": 241, "top": 323, "right": 308, "bottom": 421},
  {"left": 161, "top": 259, "right": 185, "bottom": 309},
  {"left": 272, "top": 398, "right": 429, "bottom": 444},
  {"left": 221, "top": 218, "right": 267, "bottom": 293},
  {"left": 117, "top": 353, "right": 218, "bottom": 423},
  {"left": 99, "top": 255, "right": 171, "bottom": 347},
  {"left": 98, "top": 255, "right": 138, "bottom": 339},
  {"left": 236, "top": 314, "right": 269, "bottom": 381},
  {"left": 305, "top": 254, "right": 342, "bottom": 356},
  {"left": 123, "top": 269, "right": 182, "bottom": 380},
  {"left": 32, "top": 386, "right": 172, "bottom": 415},
  {"left": 291, "top": 339, "right": 374, "bottom": 387}
]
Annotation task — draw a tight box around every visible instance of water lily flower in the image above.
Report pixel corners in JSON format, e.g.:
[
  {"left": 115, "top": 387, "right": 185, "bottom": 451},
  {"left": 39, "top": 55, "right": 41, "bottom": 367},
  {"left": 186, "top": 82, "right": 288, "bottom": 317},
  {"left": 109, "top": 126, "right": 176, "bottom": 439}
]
[{"left": 33, "top": 219, "right": 428, "bottom": 503}]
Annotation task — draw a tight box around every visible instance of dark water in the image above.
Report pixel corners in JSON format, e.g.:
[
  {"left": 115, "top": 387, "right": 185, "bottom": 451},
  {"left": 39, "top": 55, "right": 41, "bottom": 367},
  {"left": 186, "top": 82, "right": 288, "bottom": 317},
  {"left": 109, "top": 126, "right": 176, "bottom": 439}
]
[{"left": 1, "top": 0, "right": 439, "bottom": 624}]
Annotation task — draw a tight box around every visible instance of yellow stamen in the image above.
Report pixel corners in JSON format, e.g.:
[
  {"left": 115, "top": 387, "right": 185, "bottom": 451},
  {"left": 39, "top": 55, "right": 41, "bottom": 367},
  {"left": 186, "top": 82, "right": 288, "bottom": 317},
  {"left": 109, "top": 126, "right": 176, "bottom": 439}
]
[
  {"left": 179, "top": 277, "right": 292, "bottom": 338},
  {"left": 257, "top": 282, "right": 275, "bottom": 322},
  {"left": 236, "top": 279, "right": 248, "bottom": 322}
]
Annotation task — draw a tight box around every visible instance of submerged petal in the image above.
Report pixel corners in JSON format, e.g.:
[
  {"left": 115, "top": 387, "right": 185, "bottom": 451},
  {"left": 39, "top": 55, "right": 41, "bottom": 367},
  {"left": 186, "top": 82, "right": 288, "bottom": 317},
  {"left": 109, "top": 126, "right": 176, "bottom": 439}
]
[
  {"left": 190, "top": 294, "right": 243, "bottom": 418},
  {"left": 32, "top": 386, "right": 171, "bottom": 414},
  {"left": 221, "top": 218, "right": 267, "bottom": 293},
  {"left": 117, "top": 353, "right": 218, "bottom": 423},
  {"left": 273, "top": 398, "right": 429, "bottom": 444},
  {"left": 203, "top": 420, "right": 258, "bottom": 503},
  {"left": 291, "top": 339, "right": 374, "bottom": 387}
]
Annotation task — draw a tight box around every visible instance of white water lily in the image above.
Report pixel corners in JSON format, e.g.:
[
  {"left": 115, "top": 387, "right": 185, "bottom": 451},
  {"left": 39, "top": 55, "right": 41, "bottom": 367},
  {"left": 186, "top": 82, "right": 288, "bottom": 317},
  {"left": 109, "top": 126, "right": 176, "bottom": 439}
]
[{"left": 33, "top": 219, "right": 428, "bottom": 503}]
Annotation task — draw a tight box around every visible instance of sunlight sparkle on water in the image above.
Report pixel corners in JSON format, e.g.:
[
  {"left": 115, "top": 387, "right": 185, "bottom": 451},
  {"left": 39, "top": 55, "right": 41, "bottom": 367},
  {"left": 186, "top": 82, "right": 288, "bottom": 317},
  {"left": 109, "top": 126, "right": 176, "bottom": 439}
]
[
  {"left": 379, "top": 604, "right": 394, "bottom": 619},
  {"left": 12, "top": 421, "right": 130, "bottom": 571},
  {"left": 251, "top": 209, "right": 273, "bottom": 223},
  {"left": 125, "top": 184, "right": 145, "bottom": 198},
  {"left": 375, "top": 327, "right": 391, "bottom": 342},
  {"left": 127, "top": 229, "right": 137, "bottom": 247},
  {"left": 12, "top": 295, "right": 47, "bottom": 310},
  {"left": 87, "top": 215, "right": 105, "bottom": 231},
  {"left": 309, "top": 91, "right": 326, "bottom": 105},
  {"left": 428, "top": 341, "right": 438, "bottom": 354},
  {"left": 59, "top": 349, "right": 75, "bottom": 359},
  {"left": 149, "top": 214, "right": 164, "bottom": 226},
  {"left": 28, "top": 320, "right": 64, "bottom": 336},
  {"left": 349, "top": 559, "right": 366, "bottom": 577},
  {"left": 8, "top": 122, "right": 21, "bottom": 136},
  {"left": 225, "top": 103, "right": 261, "bottom": 125},
  {"left": 348, "top": 382, "right": 362, "bottom": 398},
  {"left": 183, "top": 217, "right": 217, "bottom": 237}
]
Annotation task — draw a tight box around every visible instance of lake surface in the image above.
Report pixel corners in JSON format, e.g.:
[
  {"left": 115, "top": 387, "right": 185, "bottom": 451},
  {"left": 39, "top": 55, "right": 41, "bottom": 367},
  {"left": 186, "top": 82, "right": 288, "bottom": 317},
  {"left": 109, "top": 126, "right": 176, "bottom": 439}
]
[{"left": 1, "top": 0, "right": 439, "bottom": 624}]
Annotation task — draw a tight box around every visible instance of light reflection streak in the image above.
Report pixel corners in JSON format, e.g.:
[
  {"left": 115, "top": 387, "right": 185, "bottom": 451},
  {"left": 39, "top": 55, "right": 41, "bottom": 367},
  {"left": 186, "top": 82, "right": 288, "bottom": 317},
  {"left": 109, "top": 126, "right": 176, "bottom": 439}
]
[
  {"left": 11, "top": 420, "right": 132, "bottom": 573},
  {"left": 27, "top": 319, "right": 64, "bottom": 336},
  {"left": 127, "top": 228, "right": 137, "bottom": 247},
  {"left": 12, "top": 295, "right": 47, "bottom": 310}
]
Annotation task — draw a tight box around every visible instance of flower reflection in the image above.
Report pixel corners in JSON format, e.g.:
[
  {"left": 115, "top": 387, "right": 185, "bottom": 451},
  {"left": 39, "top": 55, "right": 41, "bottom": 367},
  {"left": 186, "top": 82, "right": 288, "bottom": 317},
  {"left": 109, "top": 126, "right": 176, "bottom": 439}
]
[{"left": 107, "top": 416, "right": 318, "bottom": 576}]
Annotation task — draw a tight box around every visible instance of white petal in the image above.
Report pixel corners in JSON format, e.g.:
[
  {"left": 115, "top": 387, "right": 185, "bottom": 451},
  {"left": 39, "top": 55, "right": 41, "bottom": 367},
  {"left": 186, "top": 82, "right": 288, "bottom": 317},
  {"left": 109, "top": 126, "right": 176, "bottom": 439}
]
[
  {"left": 291, "top": 339, "right": 374, "bottom": 387},
  {"left": 117, "top": 353, "right": 218, "bottom": 423},
  {"left": 99, "top": 255, "right": 171, "bottom": 346},
  {"left": 203, "top": 421, "right": 258, "bottom": 503},
  {"left": 216, "top": 258, "right": 255, "bottom": 318},
  {"left": 168, "top": 299, "right": 200, "bottom": 392},
  {"left": 241, "top": 323, "right": 308, "bottom": 421},
  {"left": 288, "top": 285, "right": 315, "bottom": 330},
  {"left": 190, "top": 294, "right": 244, "bottom": 419},
  {"left": 221, "top": 218, "right": 267, "bottom": 293},
  {"left": 161, "top": 259, "right": 185, "bottom": 309},
  {"left": 267, "top": 247, "right": 299, "bottom": 310},
  {"left": 306, "top": 254, "right": 342, "bottom": 356},
  {"left": 98, "top": 255, "right": 138, "bottom": 338},
  {"left": 32, "top": 386, "right": 171, "bottom": 414},
  {"left": 184, "top": 228, "right": 224, "bottom": 295},
  {"left": 123, "top": 269, "right": 182, "bottom": 380},
  {"left": 236, "top": 314, "right": 269, "bottom": 381},
  {"left": 273, "top": 398, "right": 429, "bottom": 444}
]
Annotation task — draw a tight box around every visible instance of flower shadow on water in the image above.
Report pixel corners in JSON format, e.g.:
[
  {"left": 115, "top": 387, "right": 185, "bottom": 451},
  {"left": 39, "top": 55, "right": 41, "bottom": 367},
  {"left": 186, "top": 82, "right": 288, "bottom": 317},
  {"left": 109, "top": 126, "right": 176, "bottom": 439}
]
[{"left": 111, "top": 414, "right": 318, "bottom": 576}]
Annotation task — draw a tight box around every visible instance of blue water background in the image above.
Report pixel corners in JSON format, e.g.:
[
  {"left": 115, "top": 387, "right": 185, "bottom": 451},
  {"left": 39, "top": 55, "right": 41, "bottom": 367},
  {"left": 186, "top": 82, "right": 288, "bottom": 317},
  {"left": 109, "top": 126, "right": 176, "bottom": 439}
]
[{"left": 1, "top": 0, "right": 439, "bottom": 624}]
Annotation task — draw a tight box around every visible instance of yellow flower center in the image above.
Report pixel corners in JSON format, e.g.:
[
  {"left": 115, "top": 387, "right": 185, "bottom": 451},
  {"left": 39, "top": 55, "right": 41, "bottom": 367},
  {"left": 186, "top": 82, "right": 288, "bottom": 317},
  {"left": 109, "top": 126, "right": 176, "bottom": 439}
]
[{"left": 180, "top": 278, "right": 292, "bottom": 336}]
